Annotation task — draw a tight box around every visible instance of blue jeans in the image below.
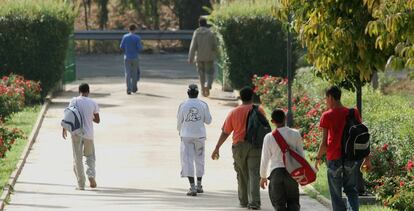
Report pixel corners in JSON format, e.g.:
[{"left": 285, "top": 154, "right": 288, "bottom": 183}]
[
  {"left": 124, "top": 58, "right": 140, "bottom": 92},
  {"left": 327, "top": 159, "right": 359, "bottom": 211}
]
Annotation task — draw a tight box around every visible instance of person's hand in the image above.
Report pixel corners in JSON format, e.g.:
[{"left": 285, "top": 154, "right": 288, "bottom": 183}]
[
  {"left": 314, "top": 158, "right": 322, "bottom": 171},
  {"left": 260, "top": 178, "right": 268, "bottom": 189},
  {"left": 62, "top": 128, "right": 67, "bottom": 140},
  {"left": 211, "top": 148, "right": 219, "bottom": 160},
  {"left": 361, "top": 157, "right": 372, "bottom": 172}
]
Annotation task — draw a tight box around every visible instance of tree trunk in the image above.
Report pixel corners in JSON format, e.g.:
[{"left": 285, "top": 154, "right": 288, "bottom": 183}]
[{"left": 356, "top": 80, "right": 362, "bottom": 117}]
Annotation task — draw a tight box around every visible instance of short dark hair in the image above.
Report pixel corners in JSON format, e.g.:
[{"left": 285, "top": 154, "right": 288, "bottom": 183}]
[
  {"left": 79, "top": 83, "right": 90, "bottom": 94},
  {"left": 240, "top": 86, "right": 253, "bottom": 102},
  {"left": 187, "top": 84, "right": 199, "bottom": 98},
  {"left": 271, "top": 109, "right": 286, "bottom": 124},
  {"left": 325, "top": 86, "right": 341, "bottom": 101},
  {"left": 199, "top": 17, "right": 207, "bottom": 27},
  {"left": 129, "top": 24, "right": 137, "bottom": 31}
]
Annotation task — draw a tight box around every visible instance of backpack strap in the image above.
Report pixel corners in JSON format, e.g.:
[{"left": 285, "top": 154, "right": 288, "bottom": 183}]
[{"left": 272, "top": 129, "right": 289, "bottom": 153}]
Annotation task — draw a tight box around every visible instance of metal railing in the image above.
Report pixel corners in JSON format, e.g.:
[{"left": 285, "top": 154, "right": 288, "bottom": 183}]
[{"left": 74, "top": 30, "right": 194, "bottom": 40}]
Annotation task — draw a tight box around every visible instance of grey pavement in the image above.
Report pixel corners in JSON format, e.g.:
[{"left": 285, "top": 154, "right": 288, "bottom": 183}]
[{"left": 4, "top": 54, "right": 328, "bottom": 211}]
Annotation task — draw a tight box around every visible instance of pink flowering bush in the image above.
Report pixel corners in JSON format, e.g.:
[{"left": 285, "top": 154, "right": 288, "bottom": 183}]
[
  {"left": 0, "top": 73, "right": 41, "bottom": 120},
  {"left": 252, "top": 74, "right": 326, "bottom": 153},
  {"left": 0, "top": 123, "right": 24, "bottom": 158}
]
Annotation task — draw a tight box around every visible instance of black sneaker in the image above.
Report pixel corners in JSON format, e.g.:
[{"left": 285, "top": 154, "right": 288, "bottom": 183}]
[
  {"left": 186, "top": 188, "right": 197, "bottom": 196},
  {"left": 196, "top": 185, "right": 204, "bottom": 193}
]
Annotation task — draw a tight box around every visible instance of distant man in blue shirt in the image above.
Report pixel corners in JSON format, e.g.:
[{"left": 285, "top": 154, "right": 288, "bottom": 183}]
[{"left": 120, "top": 24, "right": 143, "bottom": 95}]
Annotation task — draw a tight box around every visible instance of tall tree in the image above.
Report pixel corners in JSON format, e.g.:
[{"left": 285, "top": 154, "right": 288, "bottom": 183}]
[
  {"left": 174, "top": 0, "right": 212, "bottom": 30},
  {"left": 96, "top": 0, "right": 109, "bottom": 30},
  {"left": 275, "top": 0, "right": 392, "bottom": 114},
  {"left": 365, "top": 0, "right": 414, "bottom": 77}
]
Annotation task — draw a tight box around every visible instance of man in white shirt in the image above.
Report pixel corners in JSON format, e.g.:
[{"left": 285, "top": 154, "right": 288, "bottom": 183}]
[
  {"left": 259, "top": 109, "right": 303, "bottom": 211},
  {"left": 62, "top": 83, "right": 100, "bottom": 190},
  {"left": 177, "top": 84, "right": 212, "bottom": 196}
]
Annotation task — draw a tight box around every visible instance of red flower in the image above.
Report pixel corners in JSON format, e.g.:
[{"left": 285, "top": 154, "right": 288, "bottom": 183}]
[
  {"left": 406, "top": 160, "right": 413, "bottom": 171},
  {"left": 253, "top": 86, "right": 259, "bottom": 93},
  {"left": 382, "top": 143, "right": 389, "bottom": 151},
  {"left": 400, "top": 181, "right": 405, "bottom": 187}
]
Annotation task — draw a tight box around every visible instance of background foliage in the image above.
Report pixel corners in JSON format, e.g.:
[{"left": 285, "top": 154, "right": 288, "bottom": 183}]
[
  {"left": 210, "top": 0, "right": 299, "bottom": 89},
  {"left": 0, "top": 0, "right": 75, "bottom": 96}
]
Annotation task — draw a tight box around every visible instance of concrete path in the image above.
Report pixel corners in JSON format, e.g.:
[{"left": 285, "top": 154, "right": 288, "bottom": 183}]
[{"left": 4, "top": 54, "right": 328, "bottom": 211}]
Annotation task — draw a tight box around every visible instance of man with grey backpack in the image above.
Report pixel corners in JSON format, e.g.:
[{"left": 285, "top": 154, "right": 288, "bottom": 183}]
[{"left": 61, "top": 83, "right": 100, "bottom": 190}]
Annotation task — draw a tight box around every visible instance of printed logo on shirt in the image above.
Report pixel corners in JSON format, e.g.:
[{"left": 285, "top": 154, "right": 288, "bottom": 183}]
[{"left": 185, "top": 107, "right": 201, "bottom": 122}]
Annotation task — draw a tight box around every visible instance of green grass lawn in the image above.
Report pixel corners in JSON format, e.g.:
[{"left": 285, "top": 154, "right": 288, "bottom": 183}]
[
  {"left": 0, "top": 105, "right": 41, "bottom": 194},
  {"left": 310, "top": 161, "right": 395, "bottom": 211}
]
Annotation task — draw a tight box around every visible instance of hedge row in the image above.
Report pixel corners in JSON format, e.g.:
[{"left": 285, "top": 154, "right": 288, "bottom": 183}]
[
  {"left": 0, "top": 0, "right": 76, "bottom": 96},
  {"left": 210, "top": 0, "right": 299, "bottom": 89}
]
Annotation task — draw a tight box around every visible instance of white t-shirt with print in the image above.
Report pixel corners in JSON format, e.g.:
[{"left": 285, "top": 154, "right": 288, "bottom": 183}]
[
  {"left": 69, "top": 96, "right": 99, "bottom": 140},
  {"left": 177, "top": 98, "right": 212, "bottom": 138}
]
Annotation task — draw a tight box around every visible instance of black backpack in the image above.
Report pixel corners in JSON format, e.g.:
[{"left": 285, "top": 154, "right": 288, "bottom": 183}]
[
  {"left": 341, "top": 108, "right": 370, "bottom": 161},
  {"left": 245, "top": 105, "right": 271, "bottom": 148}
]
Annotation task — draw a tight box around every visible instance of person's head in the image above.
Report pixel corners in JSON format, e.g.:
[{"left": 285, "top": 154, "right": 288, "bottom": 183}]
[
  {"left": 271, "top": 109, "right": 286, "bottom": 127},
  {"left": 325, "top": 86, "right": 341, "bottom": 108},
  {"left": 199, "top": 17, "right": 207, "bottom": 27},
  {"left": 79, "top": 83, "right": 90, "bottom": 95},
  {"left": 187, "top": 84, "right": 199, "bottom": 98},
  {"left": 129, "top": 24, "right": 137, "bottom": 32},
  {"left": 239, "top": 86, "right": 253, "bottom": 103}
]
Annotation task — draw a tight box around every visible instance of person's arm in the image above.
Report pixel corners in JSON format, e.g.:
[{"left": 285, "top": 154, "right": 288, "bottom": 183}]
[
  {"left": 211, "top": 131, "right": 230, "bottom": 159},
  {"left": 177, "top": 104, "right": 183, "bottom": 132},
  {"left": 120, "top": 36, "right": 125, "bottom": 51},
  {"left": 296, "top": 132, "right": 305, "bottom": 158},
  {"left": 260, "top": 135, "right": 271, "bottom": 189},
  {"left": 93, "top": 102, "right": 100, "bottom": 124},
  {"left": 204, "top": 104, "right": 212, "bottom": 125},
  {"left": 188, "top": 32, "right": 197, "bottom": 64},
  {"left": 93, "top": 113, "right": 100, "bottom": 124},
  {"left": 62, "top": 128, "right": 67, "bottom": 140},
  {"left": 137, "top": 36, "right": 143, "bottom": 51},
  {"left": 315, "top": 128, "right": 328, "bottom": 170}
]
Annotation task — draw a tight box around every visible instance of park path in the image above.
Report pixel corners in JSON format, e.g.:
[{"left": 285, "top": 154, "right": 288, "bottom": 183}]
[{"left": 4, "top": 54, "right": 328, "bottom": 211}]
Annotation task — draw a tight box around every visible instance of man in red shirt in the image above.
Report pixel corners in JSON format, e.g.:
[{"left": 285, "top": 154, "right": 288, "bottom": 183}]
[
  {"left": 211, "top": 87, "right": 265, "bottom": 210},
  {"left": 314, "top": 86, "right": 371, "bottom": 211}
]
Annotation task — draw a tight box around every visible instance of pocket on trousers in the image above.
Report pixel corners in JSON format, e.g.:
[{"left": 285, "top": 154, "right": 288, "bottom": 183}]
[{"left": 327, "top": 160, "right": 343, "bottom": 178}]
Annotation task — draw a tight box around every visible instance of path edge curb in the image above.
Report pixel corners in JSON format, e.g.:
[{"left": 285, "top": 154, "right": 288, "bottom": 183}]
[
  {"left": 303, "top": 185, "right": 333, "bottom": 209},
  {"left": 0, "top": 95, "right": 51, "bottom": 211}
]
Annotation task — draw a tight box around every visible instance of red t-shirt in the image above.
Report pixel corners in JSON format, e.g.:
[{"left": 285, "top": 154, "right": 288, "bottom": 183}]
[{"left": 319, "top": 107, "right": 361, "bottom": 161}]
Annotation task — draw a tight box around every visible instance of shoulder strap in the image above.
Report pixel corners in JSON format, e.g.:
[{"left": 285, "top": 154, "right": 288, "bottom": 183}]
[
  {"left": 348, "top": 108, "right": 355, "bottom": 120},
  {"left": 272, "top": 129, "right": 289, "bottom": 153}
]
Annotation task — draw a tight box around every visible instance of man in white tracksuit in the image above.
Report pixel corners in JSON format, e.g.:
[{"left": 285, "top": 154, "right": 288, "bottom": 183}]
[{"left": 177, "top": 84, "right": 212, "bottom": 196}]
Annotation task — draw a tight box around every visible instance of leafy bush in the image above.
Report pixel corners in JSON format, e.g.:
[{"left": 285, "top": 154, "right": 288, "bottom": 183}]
[
  {"left": 0, "top": 0, "right": 75, "bottom": 96},
  {"left": 0, "top": 125, "right": 24, "bottom": 158},
  {"left": 210, "top": 0, "right": 299, "bottom": 89},
  {"left": 0, "top": 74, "right": 41, "bottom": 120}
]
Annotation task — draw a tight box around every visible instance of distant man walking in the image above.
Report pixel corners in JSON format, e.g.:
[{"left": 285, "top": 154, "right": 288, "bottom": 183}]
[
  {"left": 211, "top": 87, "right": 265, "bottom": 210},
  {"left": 177, "top": 84, "right": 212, "bottom": 196},
  {"left": 188, "top": 17, "right": 218, "bottom": 97},
  {"left": 120, "top": 24, "right": 143, "bottom": 95},
  {"left": 62, "top": 83, "right": 100, "bottom": 190}
]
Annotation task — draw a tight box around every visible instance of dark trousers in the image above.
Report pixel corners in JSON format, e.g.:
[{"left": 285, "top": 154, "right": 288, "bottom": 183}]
[{"left": 268, "top": 168, "right": 300, "bottom": 211}]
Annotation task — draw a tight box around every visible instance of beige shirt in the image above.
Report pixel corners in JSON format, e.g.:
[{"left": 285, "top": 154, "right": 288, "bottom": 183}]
[
  {"left": 260, "top": 127, "right": 304, "bottom": 178},
  {"left": 188, "top": 27, "right": 218, "bottom": 62}
]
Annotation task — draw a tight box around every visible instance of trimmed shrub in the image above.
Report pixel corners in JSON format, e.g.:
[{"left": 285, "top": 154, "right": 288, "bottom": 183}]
[
  {"left": 210, "top": 0, "right": 299, "bottom": 89},
  {"left": 0, "top": 0, "right": 76, "bottom": 96}
]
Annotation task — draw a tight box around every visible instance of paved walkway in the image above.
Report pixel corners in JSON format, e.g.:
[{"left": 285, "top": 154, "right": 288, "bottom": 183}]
[{"left": 4, "top": 54, "right": 328, "bottom": 211}]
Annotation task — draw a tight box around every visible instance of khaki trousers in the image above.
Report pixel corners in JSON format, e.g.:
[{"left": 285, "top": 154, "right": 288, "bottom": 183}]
[
  {"left": 71, "top": 134, "right": 96, "bottom": 188},
  {"left": 232, "top": 141, "right": 261, "bottom": 207},
  {"left": 196, "top": 61, "right": 215, "bottom": 89}
]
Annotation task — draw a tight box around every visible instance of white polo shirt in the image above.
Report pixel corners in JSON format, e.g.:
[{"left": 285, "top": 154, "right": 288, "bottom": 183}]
[{"left": 69, "top": 96, "right": 99, "bottom": 140}]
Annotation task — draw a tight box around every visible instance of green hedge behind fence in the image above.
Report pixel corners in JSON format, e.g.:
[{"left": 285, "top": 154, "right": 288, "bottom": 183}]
[
  {"left": 210, "top": 0, "right": 298, "bottom": 89},
  {"left": 0, "top": 0, "right": 76, "bottom": 96}
]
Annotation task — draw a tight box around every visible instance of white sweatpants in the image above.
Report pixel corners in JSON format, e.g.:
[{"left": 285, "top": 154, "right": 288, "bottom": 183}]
[{"left": 180, "top": 137, "right": 205, "bottom": 177}]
